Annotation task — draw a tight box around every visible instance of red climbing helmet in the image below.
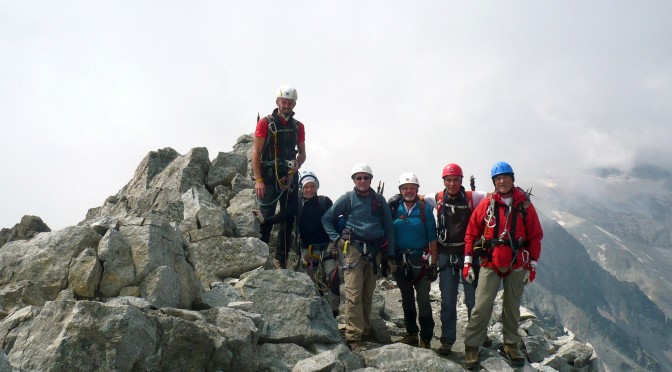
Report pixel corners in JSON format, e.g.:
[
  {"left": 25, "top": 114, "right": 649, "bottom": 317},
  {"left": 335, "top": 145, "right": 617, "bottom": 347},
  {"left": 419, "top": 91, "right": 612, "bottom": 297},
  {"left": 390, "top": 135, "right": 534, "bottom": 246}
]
[{"left": 442, "top": 163, "right": 464, "bottom": 178}]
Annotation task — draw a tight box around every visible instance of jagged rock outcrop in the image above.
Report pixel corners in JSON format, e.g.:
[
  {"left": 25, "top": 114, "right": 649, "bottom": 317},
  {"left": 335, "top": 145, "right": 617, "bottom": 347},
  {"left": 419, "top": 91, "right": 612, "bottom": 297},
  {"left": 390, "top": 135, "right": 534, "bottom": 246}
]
[
  {"left": 0, "top": 135, "right": 602, "bottom": 371},
  {"left": 0, "top": 215, "right": 50, "bottom": 248}
]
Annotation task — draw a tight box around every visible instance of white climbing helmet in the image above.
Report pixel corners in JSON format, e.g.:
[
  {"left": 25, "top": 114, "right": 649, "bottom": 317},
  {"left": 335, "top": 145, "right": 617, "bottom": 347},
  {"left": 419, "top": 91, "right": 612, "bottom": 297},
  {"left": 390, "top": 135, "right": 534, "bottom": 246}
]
[
  {"left": 351, "top": 162, "right": 373, "bottom": 179},
  {"left": 398, "top": 172, "right": 420, "bottom": 188},
  {"left": 276, "top": 85, "right": 298, "bottom": 101},
  {"left": 299, "top": 170, "right": 319, "bottom": 188}
]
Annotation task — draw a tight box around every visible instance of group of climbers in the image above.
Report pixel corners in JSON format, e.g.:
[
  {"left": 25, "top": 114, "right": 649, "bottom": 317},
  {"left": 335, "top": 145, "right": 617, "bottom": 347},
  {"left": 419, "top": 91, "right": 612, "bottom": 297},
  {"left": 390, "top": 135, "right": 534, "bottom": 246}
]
[{"left": 251, "top": 85, "right": 544, "bottom": 368}]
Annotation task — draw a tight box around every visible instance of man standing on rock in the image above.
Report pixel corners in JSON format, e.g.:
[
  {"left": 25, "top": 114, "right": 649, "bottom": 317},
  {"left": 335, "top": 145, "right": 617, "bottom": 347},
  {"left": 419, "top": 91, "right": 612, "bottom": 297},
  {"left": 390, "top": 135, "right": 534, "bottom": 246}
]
[
  {"left": 321, "top": 163, "right": 395, "bottom": 352},
  {"left": 419, "top": 163, "right": 489, "bottom": 356},
  {"left": 251, "top": 85, "right": 306, "bottom": 269},
  {"left": 462, "top": 161, "right": 543, "bottom": 369},
  {"left": 390, "top": 173, "right": 438, "bottom": 350}
]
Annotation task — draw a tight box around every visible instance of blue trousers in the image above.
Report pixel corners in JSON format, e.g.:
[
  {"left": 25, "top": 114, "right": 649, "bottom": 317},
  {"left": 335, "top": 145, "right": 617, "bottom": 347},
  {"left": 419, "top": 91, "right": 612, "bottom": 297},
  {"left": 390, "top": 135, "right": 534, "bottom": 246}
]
[{"left": 438, "top": 252, "right": 476, "bottom": 344}]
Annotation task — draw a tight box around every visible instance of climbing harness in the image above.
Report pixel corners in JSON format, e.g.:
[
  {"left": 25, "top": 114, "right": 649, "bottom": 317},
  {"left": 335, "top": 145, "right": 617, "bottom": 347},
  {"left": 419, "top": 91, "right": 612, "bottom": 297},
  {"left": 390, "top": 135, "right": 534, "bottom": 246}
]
[
  {"left": 477, "top": 192, "right": 532, "bottom": 277},
  {"left": 398, "top": 248, "right": 431, "bottom": 285}
]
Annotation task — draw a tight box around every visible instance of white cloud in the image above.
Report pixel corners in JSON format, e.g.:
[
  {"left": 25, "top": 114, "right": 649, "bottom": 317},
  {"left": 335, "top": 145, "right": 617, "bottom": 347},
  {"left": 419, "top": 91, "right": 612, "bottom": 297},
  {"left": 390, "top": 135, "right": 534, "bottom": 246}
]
[{"left": 1, "top": 1, "right": 671, "bottom": 229}]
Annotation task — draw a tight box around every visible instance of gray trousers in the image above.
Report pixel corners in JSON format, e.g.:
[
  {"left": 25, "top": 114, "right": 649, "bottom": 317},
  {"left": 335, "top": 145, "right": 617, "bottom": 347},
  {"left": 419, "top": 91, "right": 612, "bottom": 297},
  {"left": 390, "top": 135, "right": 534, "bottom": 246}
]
[{"left": 464, "top": 266, "right": 525, "bottom": 347}]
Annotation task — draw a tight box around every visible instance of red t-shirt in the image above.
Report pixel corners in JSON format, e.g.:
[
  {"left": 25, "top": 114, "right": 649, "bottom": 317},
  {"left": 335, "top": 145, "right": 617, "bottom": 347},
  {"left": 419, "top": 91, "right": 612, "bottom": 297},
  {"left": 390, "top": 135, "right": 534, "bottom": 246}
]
[{"left": 255, "top": 116, "right": 305, "bottom": 143}]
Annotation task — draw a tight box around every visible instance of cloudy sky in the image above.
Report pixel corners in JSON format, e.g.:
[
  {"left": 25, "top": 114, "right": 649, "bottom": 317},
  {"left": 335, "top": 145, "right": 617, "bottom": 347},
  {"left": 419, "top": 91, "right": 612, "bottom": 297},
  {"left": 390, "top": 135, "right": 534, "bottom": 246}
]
[{"left": 2, "top": 1, "right": 671, "bottom": 230}]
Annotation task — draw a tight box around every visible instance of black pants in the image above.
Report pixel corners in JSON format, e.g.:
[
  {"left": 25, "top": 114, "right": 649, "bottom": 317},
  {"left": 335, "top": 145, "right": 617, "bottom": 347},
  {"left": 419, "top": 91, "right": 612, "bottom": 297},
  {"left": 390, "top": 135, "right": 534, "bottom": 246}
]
[
  {"left": 393, "top": 255, "right": 435, "bottom": 341},
  {"left": 259, "top": 174, "right": 298, "bottom": 266}
]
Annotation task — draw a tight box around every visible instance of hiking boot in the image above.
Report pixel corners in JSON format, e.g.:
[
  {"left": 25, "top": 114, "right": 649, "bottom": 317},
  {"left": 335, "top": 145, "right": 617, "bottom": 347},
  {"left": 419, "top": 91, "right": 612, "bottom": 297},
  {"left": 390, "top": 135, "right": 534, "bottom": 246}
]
[
  {"left": 419, "top": 338, "right": 431, "bottom": 349},
  {"left": 483, "top": 335, "right": 492, "bottom": 347},
  {"left": 438, "top": 341, "right": 453, "bottom": 356},
  {"left": 464, "top": 346, "right": 480, "bottom": 369},
  {"left": 348, "top": 340, "right": 367, "bottom": 353},
  {"left": 398, "top": 333, "right": 419, "bottom": 346},
  {"left": 500, "top": 343, "right": 526, "bottom": 366}
]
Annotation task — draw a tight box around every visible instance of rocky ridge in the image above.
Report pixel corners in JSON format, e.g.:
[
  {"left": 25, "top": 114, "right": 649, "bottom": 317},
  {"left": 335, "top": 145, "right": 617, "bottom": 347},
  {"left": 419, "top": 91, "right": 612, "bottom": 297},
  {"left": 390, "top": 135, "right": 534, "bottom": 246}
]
[{"left": 0, "top": 135, "right": 599, "bottom": 371}]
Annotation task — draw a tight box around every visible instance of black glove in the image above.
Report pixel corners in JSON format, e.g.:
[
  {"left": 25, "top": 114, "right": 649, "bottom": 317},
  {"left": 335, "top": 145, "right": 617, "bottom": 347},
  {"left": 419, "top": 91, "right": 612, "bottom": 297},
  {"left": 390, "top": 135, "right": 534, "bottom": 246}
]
[
  {"left": 340, "top": 227, "right": 351, "bottom": 241},
  {"left": 426, "top": 264, "right": 438, "bottom": 282}
]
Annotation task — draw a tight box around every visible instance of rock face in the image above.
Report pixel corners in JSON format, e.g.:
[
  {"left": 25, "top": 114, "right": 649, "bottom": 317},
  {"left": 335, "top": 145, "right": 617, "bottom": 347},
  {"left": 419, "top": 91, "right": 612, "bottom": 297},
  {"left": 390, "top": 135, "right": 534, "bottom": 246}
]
[{"left": 0, "top": 135, "right": 601, "bottom": 371}]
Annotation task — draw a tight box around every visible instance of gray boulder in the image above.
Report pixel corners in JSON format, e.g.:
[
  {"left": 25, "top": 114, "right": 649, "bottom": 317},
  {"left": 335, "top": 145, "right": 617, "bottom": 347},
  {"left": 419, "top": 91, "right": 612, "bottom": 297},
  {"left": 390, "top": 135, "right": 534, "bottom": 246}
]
[
  {"left": 119, "top": 217, "right": 201, "bottom": 308},
  {"left": 202, "top": 307, "right": 262, "bottom": 371},
  {"left": 7, "top": 300, "right": 161, "bottom": 371},
  {"left": 256, "top": 343, "right": 314, "bottom": 372},
  {"left": 68, "top": 247, "right": 102, "bottom": 298},
  {"left": 140, "top": 266, "right": 180, "bottom": 308},
  {"left": 0, "top": 305, "right": 41, "bottom": 353},
  {"left": 0, "top": 226, "right": 101, "bottom": 313},
  {"left": 98, "top": 229, "right": 136, "bottom": 297},
  {"left": 359, "top": 343, "right": 464, "bottom": 371},
  {"left": 180, "top": 186, "right": 235, "bottom": 242},
  {"left": 5, "top": 298, "right": 239, "bottom": 371},
  {"left": 227, "top": 188, "right": 261, "bottom": 238},
  {"left": 207, "top": 151, "right": 248, "bottom": 190},
  {"left": 201, "top": 282, "right": 244, "bottom": 308},
  {"left": 556, "top": 340, "right": 594, "bottom": 368},
  {"left": 187, "top": 236, "right": 268, "bottom": 289},
  {"left": 292, "top": 344, "right": 362, "bottom": 372},
  {"left": 481, "top": 356, "right": 515, "bottom": 371},
  {"left": 524, "top": 334, "right": 554, "bottom": 363},
  {"left": 235, "top": 269, "right": 341, "bottom": 346}
]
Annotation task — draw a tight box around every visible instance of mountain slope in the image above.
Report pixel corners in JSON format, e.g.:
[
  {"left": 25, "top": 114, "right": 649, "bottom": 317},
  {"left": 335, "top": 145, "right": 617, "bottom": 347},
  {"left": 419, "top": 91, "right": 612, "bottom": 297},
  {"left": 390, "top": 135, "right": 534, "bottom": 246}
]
[{"left": 520, "top": 165, "right": 672, "bottom": 372}]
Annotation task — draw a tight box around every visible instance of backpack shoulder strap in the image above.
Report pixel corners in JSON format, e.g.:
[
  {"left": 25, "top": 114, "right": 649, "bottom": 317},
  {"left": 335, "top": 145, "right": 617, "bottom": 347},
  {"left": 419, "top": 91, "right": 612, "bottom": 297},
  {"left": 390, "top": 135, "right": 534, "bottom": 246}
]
[
  {"left": 420, "top": 201, "right": 427, "bottom": 227},
  {"left": 343, "top": 191, "right": 354, "bottom": 221},
  {"left": 388, "top": 197, "right": 401, "bottom": 220},
  {"left": 374, "top": 192, "right": 388, "bottom": 222}
]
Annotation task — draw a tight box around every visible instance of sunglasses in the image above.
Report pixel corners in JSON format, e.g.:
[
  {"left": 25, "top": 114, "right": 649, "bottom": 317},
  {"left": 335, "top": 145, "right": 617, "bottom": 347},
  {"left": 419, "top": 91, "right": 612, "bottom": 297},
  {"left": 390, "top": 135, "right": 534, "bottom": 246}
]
[{"left": 355, "top": 176, "right": 371, "bottom": 181}]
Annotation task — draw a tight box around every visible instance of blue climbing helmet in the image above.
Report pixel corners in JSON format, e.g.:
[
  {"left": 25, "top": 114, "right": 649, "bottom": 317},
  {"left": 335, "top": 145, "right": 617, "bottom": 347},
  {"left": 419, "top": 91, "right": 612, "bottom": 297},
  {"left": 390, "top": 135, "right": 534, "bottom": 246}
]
[
  {"left": 299, "top": 170, "right": 319, "bottom": 189},
  {"left": 491, "top": 161, "right": 515, "bottom": 182}
]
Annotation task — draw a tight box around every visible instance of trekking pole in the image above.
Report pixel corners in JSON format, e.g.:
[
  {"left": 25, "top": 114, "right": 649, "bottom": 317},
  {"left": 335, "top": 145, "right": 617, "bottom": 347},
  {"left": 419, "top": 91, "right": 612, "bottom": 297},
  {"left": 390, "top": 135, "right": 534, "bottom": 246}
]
[
  {"left": 257, "top": 112, "right": 260, "bottom": 123},
  {"left": 377, "top": 181, "right": 385, "bottom": 196},
  {"left": 469, "top": 175, "right": 476, "bottom": 191}
]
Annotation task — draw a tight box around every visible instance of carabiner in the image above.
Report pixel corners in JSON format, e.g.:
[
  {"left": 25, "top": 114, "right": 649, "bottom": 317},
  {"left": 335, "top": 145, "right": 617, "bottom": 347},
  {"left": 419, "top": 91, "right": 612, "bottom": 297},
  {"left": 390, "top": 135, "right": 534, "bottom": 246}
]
[{"left": 449, "top": 254, "right": 459, "bottom": 266}]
